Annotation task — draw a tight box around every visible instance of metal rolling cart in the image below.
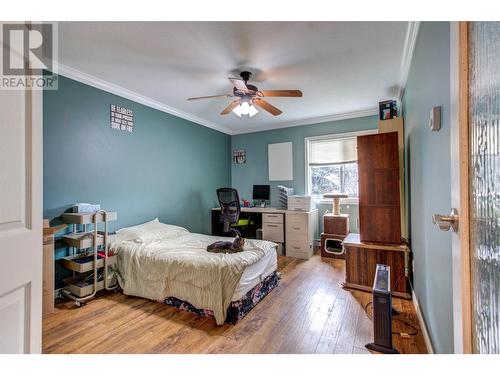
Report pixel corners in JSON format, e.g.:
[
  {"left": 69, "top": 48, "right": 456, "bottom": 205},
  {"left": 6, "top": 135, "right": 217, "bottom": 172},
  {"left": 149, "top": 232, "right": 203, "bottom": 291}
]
[{"left": 60, "top": 210, "right": 119, "bottom": 307}]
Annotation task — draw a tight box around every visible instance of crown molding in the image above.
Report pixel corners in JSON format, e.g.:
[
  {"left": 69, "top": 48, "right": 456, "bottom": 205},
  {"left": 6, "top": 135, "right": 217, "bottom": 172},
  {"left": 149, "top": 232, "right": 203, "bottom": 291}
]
[
  {"left": 56, "top": 63, "right": 234, "bottom": 135},
  {"left": 231, "top": 108, "right": 378, "bottom": 135},
  {"left": 397, "top": 21, "right": 421, "bottom": 101},
  {"left": 55, "top": 63, "right": 378, "bottom": 136}
]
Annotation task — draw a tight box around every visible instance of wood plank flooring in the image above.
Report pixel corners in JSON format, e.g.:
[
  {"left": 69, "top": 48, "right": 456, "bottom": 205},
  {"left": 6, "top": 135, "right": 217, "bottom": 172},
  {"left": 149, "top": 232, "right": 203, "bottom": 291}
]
[{"left": 43, "top": 254, "right": 428, "bottom": 354}]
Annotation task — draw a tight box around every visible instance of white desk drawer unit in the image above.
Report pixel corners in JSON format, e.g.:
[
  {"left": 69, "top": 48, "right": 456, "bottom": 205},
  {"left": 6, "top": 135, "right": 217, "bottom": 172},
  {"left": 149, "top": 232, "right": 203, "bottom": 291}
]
[
  {"left": 262, "top": 213, "right": 284, "bottom": 224},
  {"left": 262, "top": 213, "right": 284, "bottom": 243},
  {"left": 262, "top": 222, "right": 284, "bottom": 242},
  {"left": 285, "top": 209, "right": 318, "bottom": 259}
]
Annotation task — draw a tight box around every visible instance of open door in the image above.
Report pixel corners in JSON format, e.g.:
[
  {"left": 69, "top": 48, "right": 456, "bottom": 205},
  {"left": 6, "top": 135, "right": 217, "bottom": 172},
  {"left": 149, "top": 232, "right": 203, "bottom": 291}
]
[
  {"left": 445, "top": 22, "right": 500, "bottom": 354},
  {"left": 0, "top": 24, "right": 43, "bottom": 352}
]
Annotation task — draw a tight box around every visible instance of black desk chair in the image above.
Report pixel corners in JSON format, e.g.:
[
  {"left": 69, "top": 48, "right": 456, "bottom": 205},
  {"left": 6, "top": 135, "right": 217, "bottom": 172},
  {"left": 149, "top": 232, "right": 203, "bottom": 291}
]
[{"left": 216, "top": 188, "right": 241, "bottom": 237}]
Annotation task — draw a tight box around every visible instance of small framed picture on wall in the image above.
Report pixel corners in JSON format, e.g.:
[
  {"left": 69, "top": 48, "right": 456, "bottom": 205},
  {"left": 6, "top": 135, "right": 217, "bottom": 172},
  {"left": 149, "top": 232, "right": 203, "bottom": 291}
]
[{"left": 233, "top": 149, "right": 246, "bottom": 164}]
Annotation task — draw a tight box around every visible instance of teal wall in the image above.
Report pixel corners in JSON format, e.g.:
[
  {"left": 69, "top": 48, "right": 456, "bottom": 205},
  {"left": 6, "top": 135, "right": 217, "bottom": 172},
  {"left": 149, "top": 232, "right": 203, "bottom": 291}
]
[
  {"left": 44, "top": 75, "right": 231, "bottom": 287},
  {"left": 231, "top": 116, "right": 378, "bottom": 234},
  {"left": 402, "top": 22, "right": 453, "bottom": 353}
]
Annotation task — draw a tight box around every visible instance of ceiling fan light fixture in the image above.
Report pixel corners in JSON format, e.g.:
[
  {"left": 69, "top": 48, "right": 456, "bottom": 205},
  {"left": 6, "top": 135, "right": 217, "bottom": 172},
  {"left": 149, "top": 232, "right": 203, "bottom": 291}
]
[
  {"left": 232, "top": 101, "right": 258, "bottom": 118},
  {"left": 248, "top": 104, "right": 258, "bottom": 117},
  {"left": 189, "top": 71, "right": 298, "bottom": 117},
  {"left": 240, "top": 101, "right": 250, "bottom": 114},
  {"left": 232, "top": 104, "right": 243, "bottom": 117}
]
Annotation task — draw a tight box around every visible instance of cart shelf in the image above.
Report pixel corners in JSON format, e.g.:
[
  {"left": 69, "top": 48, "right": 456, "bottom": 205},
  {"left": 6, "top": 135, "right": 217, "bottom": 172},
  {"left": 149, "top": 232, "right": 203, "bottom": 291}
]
[
  {"left": 62, "top": 211, "right": 117, "bottom": 225},
  {"left": 63, "top": 274, "right": 117, "bottom": 298},
  {"left": 61, "top": 252, "right": 117, "bottom": 273},
  {"left": 62, "top": 231, "right": 116, "bottom": 249}
]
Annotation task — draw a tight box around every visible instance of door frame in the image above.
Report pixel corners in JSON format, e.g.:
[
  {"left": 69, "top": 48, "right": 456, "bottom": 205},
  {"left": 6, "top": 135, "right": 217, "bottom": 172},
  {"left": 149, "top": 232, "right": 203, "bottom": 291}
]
[{"left": 450, "top": 21, "right": 472, "bottom": 354}]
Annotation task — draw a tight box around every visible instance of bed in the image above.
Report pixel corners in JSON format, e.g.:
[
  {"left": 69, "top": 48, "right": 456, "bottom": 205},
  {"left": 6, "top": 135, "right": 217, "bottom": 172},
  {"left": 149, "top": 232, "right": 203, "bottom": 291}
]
[{"left": 110, "top": 219, "right": 278, "bottom": 325}]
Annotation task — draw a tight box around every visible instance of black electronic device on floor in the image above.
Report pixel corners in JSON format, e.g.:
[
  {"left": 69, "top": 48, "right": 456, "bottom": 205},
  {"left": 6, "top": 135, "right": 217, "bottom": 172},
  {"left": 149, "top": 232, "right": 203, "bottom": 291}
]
[{"left": 365, "top": 264, "right": 399, "bottom": 354}]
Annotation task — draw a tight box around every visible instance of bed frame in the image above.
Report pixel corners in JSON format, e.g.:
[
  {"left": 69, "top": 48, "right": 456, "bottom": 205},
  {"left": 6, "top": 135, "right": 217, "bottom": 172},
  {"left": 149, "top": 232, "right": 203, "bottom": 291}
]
[{"left": 164, "top": 271, "right": 279, "bottom": 324}]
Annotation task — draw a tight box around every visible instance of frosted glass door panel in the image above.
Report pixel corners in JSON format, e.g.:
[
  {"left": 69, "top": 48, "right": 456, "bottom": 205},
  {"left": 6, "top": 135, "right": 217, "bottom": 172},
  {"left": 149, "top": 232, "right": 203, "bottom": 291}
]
[{"left": 469, "top": 21, "right": 500, "bottom": 354}]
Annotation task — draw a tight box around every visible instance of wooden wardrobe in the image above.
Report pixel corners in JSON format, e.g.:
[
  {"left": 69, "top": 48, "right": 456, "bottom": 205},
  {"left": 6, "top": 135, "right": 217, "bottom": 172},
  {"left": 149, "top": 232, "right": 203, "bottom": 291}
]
[{"left": 357, "top": 132, "right": 401, "bottom": 244}]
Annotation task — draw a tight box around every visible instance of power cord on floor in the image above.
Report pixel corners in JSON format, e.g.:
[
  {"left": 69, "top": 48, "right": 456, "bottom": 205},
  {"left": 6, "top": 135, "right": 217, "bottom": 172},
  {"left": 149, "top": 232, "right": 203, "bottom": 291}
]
[{"left": 364, "top": 301, "right": 419, "bottom": 336}]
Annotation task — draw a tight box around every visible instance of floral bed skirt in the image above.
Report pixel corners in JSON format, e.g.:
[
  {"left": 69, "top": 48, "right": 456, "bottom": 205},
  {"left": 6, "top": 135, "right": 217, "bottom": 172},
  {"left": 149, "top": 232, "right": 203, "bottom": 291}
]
[{"left": 164, "top": 271, "right": 279, "bottom": 324}]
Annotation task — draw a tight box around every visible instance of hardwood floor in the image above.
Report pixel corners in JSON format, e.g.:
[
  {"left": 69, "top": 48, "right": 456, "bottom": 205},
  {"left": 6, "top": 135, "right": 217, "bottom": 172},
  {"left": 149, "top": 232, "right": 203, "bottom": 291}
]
[{"left": 43, "top": 254, "right": 428, "bottom": 354}]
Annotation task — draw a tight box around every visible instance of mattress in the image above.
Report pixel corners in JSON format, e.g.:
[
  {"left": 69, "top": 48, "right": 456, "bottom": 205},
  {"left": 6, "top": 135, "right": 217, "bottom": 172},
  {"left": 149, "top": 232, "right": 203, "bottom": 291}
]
[
  {"left": 232, "top": 245, "right": 277, "bottom": 300},
  {"left": 112, "top": 230, "right": 277, "bottom": 324}
]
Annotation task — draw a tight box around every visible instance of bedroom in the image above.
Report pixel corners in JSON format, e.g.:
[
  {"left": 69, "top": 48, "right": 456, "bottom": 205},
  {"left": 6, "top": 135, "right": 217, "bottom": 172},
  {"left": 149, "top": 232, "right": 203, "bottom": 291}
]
[{"left": 1, "top": 1, "right": 500, "bottom": 370}]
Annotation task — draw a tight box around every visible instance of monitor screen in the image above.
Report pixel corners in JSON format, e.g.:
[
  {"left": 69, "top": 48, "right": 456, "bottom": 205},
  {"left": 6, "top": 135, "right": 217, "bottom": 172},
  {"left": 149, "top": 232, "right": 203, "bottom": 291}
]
[{"left": 253, "top": 185, "right": 270, "bottom": 200}]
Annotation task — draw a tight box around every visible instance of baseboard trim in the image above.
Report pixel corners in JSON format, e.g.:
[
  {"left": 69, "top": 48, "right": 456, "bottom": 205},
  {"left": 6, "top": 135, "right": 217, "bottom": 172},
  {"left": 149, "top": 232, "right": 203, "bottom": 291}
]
[{"left": 412, "top": 290, "right": 435, "bottom": 354}]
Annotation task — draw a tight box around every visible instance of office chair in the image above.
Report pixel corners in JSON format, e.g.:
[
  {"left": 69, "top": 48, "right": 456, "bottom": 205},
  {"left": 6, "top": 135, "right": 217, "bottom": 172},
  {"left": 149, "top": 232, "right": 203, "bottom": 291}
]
[{"left": 216, "top": 188, "right": 241, "bottom": 237}]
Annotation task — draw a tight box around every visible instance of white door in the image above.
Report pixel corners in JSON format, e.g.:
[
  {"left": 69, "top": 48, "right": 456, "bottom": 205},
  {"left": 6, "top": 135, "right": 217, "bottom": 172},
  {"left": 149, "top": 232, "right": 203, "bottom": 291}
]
[{"left": 0, "top": 52, "right": 43, "bottom": 352}]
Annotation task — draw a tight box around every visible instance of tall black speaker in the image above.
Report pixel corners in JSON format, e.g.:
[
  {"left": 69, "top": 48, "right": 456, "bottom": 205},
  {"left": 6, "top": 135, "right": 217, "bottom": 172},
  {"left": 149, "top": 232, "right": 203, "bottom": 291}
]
[{"left": 365, "top": 264, "right": 399, "bottom": 354}]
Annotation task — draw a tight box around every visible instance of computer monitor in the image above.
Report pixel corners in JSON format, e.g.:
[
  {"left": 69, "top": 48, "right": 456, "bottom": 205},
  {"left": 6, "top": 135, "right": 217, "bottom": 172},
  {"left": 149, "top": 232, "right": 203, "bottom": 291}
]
[{"left": 253, "top": 185, "right": 270, "bottom": 201}]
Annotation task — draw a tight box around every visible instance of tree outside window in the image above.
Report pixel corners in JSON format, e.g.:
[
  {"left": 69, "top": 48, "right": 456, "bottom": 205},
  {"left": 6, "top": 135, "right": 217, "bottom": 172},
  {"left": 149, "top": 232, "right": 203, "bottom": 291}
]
[{"left": 310, "top": 162, "right": 358, "bottom": 201}]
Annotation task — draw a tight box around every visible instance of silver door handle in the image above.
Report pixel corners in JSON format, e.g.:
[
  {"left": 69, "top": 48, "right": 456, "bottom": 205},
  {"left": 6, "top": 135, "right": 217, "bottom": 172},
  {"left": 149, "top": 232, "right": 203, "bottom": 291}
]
[{"left": 432, "top": 208, "right": 459, "bottom": 232}]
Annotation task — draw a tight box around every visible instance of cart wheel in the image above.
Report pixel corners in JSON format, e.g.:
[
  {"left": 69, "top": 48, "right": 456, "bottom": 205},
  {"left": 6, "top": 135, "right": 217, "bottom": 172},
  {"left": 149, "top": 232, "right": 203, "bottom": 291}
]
[{"left": 75, "top": 301, "right": 83, "bottom": 308}]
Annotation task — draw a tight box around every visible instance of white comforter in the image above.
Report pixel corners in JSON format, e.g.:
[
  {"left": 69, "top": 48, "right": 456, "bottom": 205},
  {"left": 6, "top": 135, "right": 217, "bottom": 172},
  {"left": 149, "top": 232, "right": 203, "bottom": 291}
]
[{"left": 112, "top": 233, "right": 276, "bottom": 325}]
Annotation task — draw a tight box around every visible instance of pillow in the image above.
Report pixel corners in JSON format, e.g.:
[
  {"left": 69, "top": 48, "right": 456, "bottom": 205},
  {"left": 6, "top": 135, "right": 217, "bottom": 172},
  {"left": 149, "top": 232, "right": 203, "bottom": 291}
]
[{"left": 115, "top": 218, "right": 189, "bottom": 243}]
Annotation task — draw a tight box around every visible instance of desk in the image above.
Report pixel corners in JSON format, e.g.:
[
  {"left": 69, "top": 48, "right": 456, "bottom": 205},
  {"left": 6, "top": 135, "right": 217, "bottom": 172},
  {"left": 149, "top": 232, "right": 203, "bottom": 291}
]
[
  {"left": 211, "top": 207, "right": 318, "bottom": 259},
  {"left": 211, "top": 207, "right": 286, "bottom": 254},
  {"left": 212, "top": 207, "right": 287, "bottom": 214}
]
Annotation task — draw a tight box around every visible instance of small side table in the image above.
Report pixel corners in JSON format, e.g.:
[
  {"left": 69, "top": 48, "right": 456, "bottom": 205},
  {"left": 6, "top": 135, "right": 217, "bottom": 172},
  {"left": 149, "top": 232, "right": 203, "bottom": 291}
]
[{"left": 342, "top": 233, "right": 411, "bottom": 299}]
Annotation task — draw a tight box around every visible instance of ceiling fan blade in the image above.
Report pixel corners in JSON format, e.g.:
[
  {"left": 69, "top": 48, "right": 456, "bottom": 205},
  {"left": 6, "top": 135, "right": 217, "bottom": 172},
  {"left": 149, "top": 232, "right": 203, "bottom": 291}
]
[
  {"left": 253, "top": 99, "right": 282, "bottom": 116},
  {"left": 187, "top": 94, "right": 230, "bottom": 101},
  {"left": 220, "top": 100, "right": 241, "bottom": 115},
  {"left": 258, "top": 90, "right": 303, "bottom": 97},
  {"left": 228, "top": 77, "right": 249, "bottom": 93}
]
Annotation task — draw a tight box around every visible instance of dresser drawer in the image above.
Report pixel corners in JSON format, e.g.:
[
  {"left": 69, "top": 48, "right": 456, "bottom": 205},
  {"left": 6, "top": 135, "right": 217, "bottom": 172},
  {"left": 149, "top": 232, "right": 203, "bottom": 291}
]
[
  {"left": 286, "top": 231, "right": 310, "bottom": 245},
  {"left": 262, "top": 213, "right": 284, "bottom": 224},
  {"left": 286, "top": 249, "right": 312, "bottom": 260},
  {"left": 286, "top": 236, "right": 309, "bottom": 250},
  {"left": 286, "top": 221, "right": 308, "bottom": 238},
  {"left": 286, "top": 240, "right": 313, "bottom": 259},
  {"left": 262, "top": 222, "right": 284, "bottom": 242},
  {"left": 286, "top": 213, "right": 308, "bottom": 228}
]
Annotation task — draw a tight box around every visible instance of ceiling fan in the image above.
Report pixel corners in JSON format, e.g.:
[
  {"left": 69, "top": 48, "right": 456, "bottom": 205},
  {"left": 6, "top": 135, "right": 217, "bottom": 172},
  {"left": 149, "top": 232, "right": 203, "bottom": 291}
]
[{"left": 187, "top": 71, "right": 303, "bottom": 118}]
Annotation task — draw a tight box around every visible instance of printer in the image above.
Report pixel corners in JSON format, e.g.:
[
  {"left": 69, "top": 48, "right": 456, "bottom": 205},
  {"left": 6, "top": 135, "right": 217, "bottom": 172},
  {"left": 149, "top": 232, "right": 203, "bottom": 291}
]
[{"left": 287, "top": 195, "right": 315, "bottom": 211}]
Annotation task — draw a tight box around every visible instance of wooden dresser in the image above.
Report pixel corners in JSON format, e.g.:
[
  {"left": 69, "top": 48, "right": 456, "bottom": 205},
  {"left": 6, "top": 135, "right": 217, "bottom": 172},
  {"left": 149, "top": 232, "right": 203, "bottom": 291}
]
[{"left": 342, "top": 233, "right": 411, "bottom": 299}]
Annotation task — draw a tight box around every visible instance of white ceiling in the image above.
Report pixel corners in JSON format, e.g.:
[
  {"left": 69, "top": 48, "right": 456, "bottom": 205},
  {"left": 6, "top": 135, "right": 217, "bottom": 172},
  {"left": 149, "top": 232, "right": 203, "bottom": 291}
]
[{"left": 57, "top": 22, "right": 412, "bottom": 134}]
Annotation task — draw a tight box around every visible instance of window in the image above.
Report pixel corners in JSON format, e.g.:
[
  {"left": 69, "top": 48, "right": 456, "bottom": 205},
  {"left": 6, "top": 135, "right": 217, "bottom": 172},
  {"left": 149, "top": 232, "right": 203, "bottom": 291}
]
[
  {"left": 309, "top": 162, "right": 358, "bottom": 199},
  {"left": 305, "top": 131, "right": 375, "bottom": 203}
]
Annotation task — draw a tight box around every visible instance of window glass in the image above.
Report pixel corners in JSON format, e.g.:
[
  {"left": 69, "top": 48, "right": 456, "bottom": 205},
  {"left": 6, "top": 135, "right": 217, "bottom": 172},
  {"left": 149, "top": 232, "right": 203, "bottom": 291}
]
[{"left": 309, "top": 162, "right": 358, "bottom": 200}]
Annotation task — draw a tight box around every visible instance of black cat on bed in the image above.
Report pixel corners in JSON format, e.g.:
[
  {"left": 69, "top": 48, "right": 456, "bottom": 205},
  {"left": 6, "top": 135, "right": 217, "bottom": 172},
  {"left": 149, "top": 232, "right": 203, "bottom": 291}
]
[{"left": 207, "top": 237, "right": 245, "bottom": 254}]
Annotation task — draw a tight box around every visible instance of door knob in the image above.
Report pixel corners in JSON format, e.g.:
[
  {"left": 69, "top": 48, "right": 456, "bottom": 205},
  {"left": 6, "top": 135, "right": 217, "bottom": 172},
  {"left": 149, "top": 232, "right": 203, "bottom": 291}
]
[{"left": 432, "top": 208, "right": 459, "bottom": 232}]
